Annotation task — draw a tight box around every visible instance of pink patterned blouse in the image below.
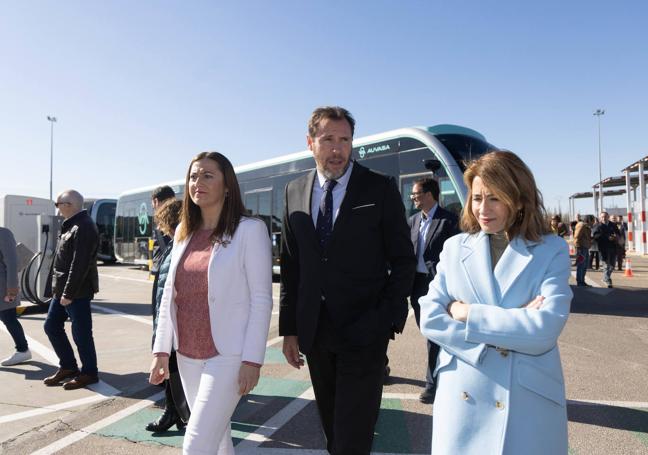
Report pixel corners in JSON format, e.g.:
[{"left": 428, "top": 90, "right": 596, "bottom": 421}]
[{"left": 174, "top": 229, "right": 219, "bottom": 359}]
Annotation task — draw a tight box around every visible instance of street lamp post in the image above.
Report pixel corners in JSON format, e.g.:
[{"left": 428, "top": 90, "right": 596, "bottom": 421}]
[
  {"left": 47, "top": 116, "right": 57, "bottom": 201},
  {"left": 593, "top": 109, "right": 605, "bottom": 212}
]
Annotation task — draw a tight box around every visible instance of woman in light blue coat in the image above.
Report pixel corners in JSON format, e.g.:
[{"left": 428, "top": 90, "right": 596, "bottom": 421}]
[{"left": 419, "top": 151, "right": 572, "bottom": 455}]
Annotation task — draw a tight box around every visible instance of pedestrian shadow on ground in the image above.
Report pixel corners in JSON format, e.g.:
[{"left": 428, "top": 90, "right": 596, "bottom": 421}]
[
  {"left": 91, "top": 301, "right": 153, "bottom": 317},
  {"left": 570, "top": 286, "right": 648, "bottom": 318},
  {"left": 568, "top": 401, "right": 648, "bottom": 432},
  {"left": 384, "top": 375, "right": 427, "bottom": 388},
  {"left": 232, "top": 394, "right": 432, "bottom": 453}
]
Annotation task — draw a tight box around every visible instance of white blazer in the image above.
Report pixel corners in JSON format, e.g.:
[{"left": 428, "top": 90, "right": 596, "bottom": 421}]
[{"left": 153, "top": 217, "right": 273, "bottom": 365}]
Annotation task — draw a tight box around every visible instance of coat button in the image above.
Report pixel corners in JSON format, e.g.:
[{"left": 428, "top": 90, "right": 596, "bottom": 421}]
[
  {"left": 461, "top": 392, "right": 469, "bottom": 401},
  {"left": 495, "top": 400, "right": 504, "bottom": 409},
  {"left": 499, "top": 349, "right": 509, "bottom": 358}
]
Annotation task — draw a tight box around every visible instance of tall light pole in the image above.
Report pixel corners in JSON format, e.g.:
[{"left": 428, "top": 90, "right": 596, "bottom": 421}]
[
  {"left": 47, "top": 116, "right": 57, "bottom": 201},
  {"left": 593, "top": 109, "right": 605, "bottom": 211}
]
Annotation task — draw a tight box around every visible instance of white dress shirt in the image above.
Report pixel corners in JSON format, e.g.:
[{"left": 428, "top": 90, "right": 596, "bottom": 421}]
[
  {"left": 310, "top": 161, "right": 354, "bottom": 227},
  {"left": 416, "top": 203, "right": 438, "bottom": 274}
]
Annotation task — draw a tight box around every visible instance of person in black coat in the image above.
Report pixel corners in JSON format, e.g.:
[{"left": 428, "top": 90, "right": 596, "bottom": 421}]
[
  {"left": 407, "top": 177, "right": 459, "bottom": 403},
  {"left": 280, "top": 106, "right": 416, "bottom": 454},
  {"left": 146, "top": 199, "right": 190, "bottom": 432},
  {"left": 44, "top": 190, "right": 99, "bottom": 390},
  {"left": 592, "top": 211, "right": 620, "bottom": 288}
]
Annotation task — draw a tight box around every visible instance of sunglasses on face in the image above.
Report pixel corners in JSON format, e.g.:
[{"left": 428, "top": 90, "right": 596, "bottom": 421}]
[{"left": 54, "top": 202, "right": 71, "bottom": 208}]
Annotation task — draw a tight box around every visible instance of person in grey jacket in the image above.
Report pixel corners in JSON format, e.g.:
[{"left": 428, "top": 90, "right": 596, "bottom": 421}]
[{"left": 0, "top": 227, "right": 31, "bottom": 366}]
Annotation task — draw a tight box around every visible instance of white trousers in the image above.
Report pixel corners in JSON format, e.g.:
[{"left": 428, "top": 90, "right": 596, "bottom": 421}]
[{"left": 177, "top": 353, "right": 242, "bottom": 455}]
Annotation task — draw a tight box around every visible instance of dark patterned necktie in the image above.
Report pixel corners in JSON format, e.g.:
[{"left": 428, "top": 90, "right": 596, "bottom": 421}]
[{"left": 316, "top": 179, "right": 338, "bottom": 248}]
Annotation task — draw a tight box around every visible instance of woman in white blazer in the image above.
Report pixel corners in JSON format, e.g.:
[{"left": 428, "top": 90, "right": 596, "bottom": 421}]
[
  {"left": 149, "top": 151, "right": 272, "bottom": 455},
  {"left": 419, "top": 151, "right": 572, "bottom": 455}
]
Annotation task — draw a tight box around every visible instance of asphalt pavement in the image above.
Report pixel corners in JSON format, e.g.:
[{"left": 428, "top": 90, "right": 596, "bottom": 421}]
[{"left": 0, "top": 252, "right": 646, "bottom": 454}]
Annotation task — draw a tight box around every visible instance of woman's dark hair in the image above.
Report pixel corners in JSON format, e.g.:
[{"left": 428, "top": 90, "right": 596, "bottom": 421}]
[
  {"left": 154, "top": 200, "right": 182, "bottom": 237},
  {"left": 177, "top": 151, "right": 246, "bottom": 243}
]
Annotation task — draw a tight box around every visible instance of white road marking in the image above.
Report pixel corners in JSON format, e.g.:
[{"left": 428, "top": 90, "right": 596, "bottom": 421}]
[
  {"left": 0, "top": 394, "right": 108, "bottom": 424},
  {"left": 236, "top": 387, "right": 315, "bottom": 449},
  {"left": 94, "top": 304, "right": 153, "bottom": 326},
  {"left": 570, "top": 271, "right": 601, "bottom": 288},
  {"left": 266, "top": 336, "right": 283, "bottom": 347},
  {"left": 30, "top": 390, "right": 165, "bottom": 455},
  {"left": 567, "top": 399, "right": 648, "bottom": 408},
  {"left": 98, "top": 272, "right": 151, "bottom": 284},
  {"left": 0, "top": 328, "right": 120, "bottom": 424}
]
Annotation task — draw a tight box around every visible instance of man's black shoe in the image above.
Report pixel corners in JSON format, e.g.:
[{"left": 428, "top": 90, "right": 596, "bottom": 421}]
[{"left": 419, "top": 387, "right": 436, "bottom": 404}]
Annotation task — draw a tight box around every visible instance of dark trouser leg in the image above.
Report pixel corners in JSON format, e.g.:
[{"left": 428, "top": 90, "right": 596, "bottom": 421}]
[
  {"left": 168, "top": 351, "right": 191, "bottom": 422},
  {"left": 602, "top": 250, "right": 616, "bottom": 285},
  {"left": 0, "top": 308, "right": 28, "bottom": 352},
  {"left": 425, "top": 339, "right": 440, "bottom": 387},
  {"left": 617, "top": 246, "right": 625, "bottom": 270},
  {"left": 332, "top": 337, "right": 388, "bottom": 455},
  {"left": 410, "top": 273, "right": 437, "bottom": 389},
  {"left": 307, "top": 340, "right": 337, "bottom": 453},
  {"left": 66, "top": 298, "right": 98, "bottom": 377},
  {"left": 306, "top": 310, "right": 388, "bottom": 455},
  {"left": 44, "top": 298, "right": 78, "bottom": 371},
  {"left": 576, "top": 248, "right": 589, "bottom": 285}
]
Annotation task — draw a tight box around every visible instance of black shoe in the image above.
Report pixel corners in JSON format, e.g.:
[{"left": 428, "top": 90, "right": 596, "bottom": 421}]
[
  {"left": 419, "top": 387, "right": 436, "bottom": 404},
  {"left": 607, "top": 284, "right": 613, "bottom": 288},
  {"left": 145, "top": 408, "right": 181, "bottom": 432}
]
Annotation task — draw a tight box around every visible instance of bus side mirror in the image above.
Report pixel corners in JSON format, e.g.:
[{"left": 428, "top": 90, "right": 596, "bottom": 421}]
[{"left": 424, "top": 159, "right": 441, "bottom": 172}]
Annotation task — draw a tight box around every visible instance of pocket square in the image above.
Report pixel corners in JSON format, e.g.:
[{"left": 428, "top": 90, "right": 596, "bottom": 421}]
[{"left": 351, "top": 203, "right": 376, "bottom": 210}]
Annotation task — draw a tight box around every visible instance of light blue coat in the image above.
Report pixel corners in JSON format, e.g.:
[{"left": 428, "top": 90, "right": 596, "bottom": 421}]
[{"left": 419, "top": 231, "right": 572, "bottom": 455}]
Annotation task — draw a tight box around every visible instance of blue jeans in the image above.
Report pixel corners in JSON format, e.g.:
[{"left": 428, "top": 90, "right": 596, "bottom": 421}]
[
  {"left": 44, "top": 297, "right": 98, "bottom": 376},
  {"left": 0, "top": 308, "right": 28, "bottom": 352},
  {"left": 602, "top": 251, "right": 616, "bottom": 285},
  {"left": 575, "top": 248, "right": 589, "bottom": 285}
]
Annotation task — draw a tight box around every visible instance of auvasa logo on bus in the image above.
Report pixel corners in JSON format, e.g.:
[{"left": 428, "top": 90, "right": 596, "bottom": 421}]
[{"left": 358, "top": 144, "right": 391, "bottom": 159}]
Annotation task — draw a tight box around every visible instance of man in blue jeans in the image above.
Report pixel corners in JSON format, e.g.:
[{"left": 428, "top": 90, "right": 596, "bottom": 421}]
[{"left": 44, "top": 190, "right": 100, "bottom": 390}]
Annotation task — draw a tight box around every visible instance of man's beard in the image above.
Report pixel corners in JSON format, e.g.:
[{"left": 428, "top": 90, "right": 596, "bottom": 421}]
[{"left": 321, "top": 160, "right": 351, "bottom": 180}]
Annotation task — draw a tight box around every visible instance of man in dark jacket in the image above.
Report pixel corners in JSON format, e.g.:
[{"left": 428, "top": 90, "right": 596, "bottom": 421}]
[
  {"left": 592, "top": 211, "right": 620, "bottom": 288},
  {"left": 408, "top": 177, "right": 459, "bottom": 404},
  {"left": 44, "top": 190, "right": 100, "bottom": 390}
]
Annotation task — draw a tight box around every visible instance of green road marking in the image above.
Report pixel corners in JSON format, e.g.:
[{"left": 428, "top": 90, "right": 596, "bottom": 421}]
[
  {"left": 251, "top": 376, "right": 312, "bottom": 398},
  {"left": 97, "top": 408, "right": 184, "bottom": 448},
  {"left": 264, "top": 346, "right": 288, "bottom": 364},
  {"left": 373, "top": 398, "right": 410, "bottom": 453}
]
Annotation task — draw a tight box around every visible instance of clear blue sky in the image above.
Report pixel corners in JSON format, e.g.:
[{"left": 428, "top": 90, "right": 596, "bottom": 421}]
[{"left": 1, "top": 1, "right": 646, "bottom": 217}]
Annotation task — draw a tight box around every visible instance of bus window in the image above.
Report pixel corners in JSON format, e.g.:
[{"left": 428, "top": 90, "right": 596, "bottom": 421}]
[
  {"left": 399, "top": 169, "right": 462, "bottom": 218},
  {"left": 245, "top": 188, "right": 272, "bottom": 235},
  {"left": 400, "top": 173, "right": 431, "bottom": 218}
]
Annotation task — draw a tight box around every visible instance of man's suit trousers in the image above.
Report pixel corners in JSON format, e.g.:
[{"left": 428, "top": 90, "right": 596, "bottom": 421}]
[{"left": 306, "top": 308, "right": 389, "bottom": 455}]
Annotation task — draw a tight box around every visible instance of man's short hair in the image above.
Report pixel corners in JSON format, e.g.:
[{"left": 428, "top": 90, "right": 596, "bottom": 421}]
[
  {"left": 152, "top": 185, "right": 175, "bottom": 202},
  {"left": 413, "top": 177, "right": 440, "bottom": 201},
  {"left": 308, "top": 106, "right": 355, "bottom": 138}
]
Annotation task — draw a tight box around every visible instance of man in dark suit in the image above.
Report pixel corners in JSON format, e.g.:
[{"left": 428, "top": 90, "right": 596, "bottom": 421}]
[
  {"left": 408, "top": 177, "right": 459, "bottom": 404},
  {"left": 280, "top": 106, "right": 416, "bottom": 455}
]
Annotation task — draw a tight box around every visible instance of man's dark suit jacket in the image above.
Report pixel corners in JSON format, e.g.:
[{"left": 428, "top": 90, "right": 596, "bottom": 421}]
[
  {"left": 279, "top": 162, "right": 416, "bottom": 354},
  {"left": 409, "top": 206, "right": 460, "bottom": 279}
]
